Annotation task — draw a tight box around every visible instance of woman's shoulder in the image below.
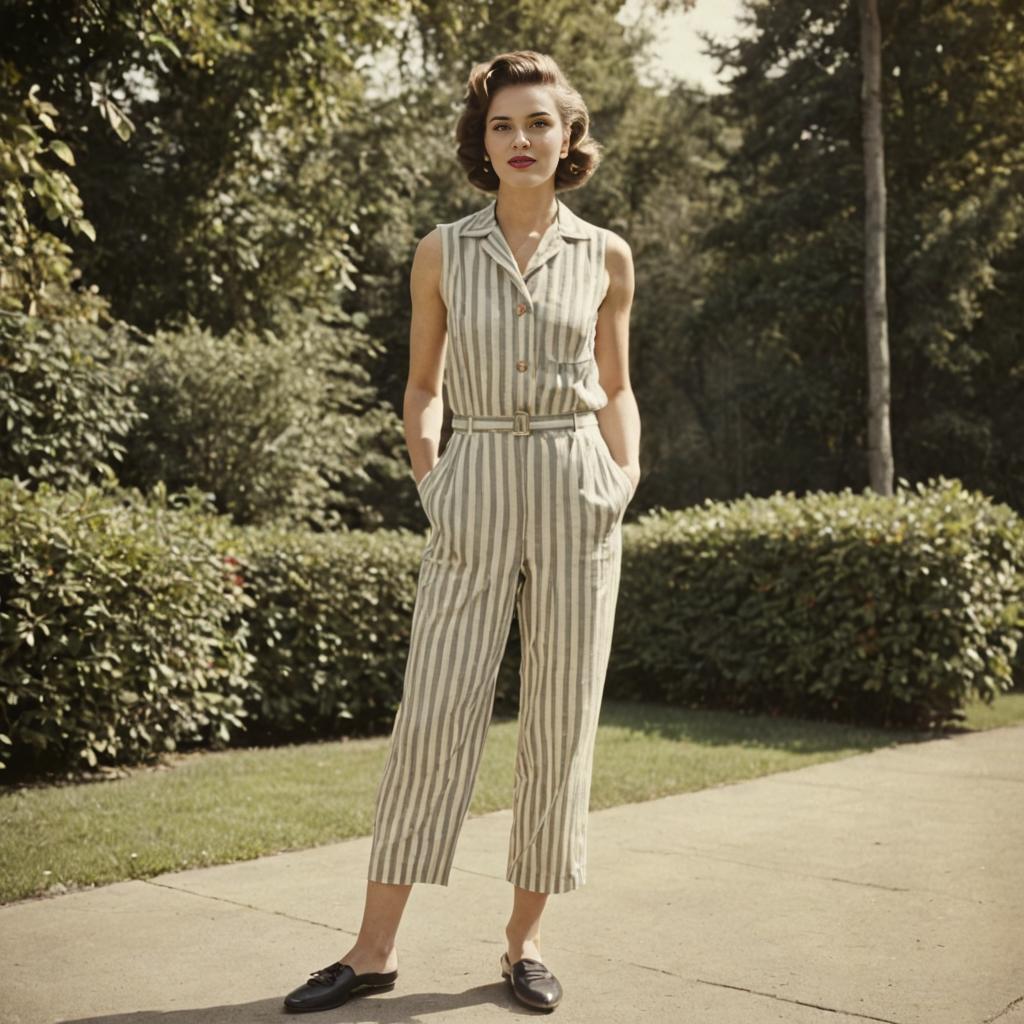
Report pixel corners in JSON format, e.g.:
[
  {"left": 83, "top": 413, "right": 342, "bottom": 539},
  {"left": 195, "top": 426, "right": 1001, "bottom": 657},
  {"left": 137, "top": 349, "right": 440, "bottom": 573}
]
[
  {"left": 435, "top": 202, "right": 495, "bottom": 236},
  {"left": 601, "top": 226, "right": 634, "bottom": 298},
  {"left": 602, "top": 226, "right": 632, "bottom": 259},
  {"left": 413, "top": 225, "right": 443, "bottom": 258},
  {"left": 411, "top": 226, "right": 443, "bottom": 289},
  {"left": 414, "top": 208, "right": 483, "bottom": 257}
]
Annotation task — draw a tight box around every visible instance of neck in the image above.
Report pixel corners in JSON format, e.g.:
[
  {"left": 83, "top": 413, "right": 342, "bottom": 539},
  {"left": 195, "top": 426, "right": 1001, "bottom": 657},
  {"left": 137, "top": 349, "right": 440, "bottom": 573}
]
[{"left": 494, "top": 190, "right": 559, "bottom": 237}]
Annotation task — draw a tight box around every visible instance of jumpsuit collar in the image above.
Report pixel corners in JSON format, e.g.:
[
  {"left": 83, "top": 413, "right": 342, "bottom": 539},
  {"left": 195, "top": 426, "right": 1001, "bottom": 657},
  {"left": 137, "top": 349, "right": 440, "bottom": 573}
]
[
  {"left": 459, "top": 197, "right": 591, "bottom": 305},
  {"left": 459, "top": 196, "right": 591, "bottom": 241}
]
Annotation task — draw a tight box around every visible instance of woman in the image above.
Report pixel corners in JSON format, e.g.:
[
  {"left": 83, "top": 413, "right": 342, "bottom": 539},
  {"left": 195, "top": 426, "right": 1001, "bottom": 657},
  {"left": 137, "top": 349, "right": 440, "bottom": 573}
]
[{"left": 284, "top": 49, "right": 639, "bottom": 1015}]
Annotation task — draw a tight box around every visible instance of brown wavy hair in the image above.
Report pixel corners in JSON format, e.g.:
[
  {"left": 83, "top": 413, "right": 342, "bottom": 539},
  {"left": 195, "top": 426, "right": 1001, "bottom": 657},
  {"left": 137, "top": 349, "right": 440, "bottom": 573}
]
[{"left": 455, "top": 50, "right": 603, "bottom": 193}]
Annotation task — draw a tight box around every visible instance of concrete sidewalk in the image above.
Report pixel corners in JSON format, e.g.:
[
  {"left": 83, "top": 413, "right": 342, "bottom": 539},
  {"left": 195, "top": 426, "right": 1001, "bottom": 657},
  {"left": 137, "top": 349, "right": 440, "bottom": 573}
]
[{"left": 3, "top": 724, "right": 1023, "bottom": 1024}]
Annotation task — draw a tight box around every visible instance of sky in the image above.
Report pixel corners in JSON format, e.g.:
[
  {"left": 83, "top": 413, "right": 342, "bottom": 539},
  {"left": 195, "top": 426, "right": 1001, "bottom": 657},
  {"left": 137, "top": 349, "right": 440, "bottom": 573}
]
[{"left": 619, "top": 0, "right": 748, "bottom": 94}]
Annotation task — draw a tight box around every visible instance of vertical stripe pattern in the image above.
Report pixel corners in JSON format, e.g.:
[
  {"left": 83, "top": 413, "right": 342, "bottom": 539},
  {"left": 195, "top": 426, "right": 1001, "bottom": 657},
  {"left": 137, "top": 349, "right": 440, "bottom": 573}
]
[{"left": 367, "top": 197, "right": 636, "bottom": 894}]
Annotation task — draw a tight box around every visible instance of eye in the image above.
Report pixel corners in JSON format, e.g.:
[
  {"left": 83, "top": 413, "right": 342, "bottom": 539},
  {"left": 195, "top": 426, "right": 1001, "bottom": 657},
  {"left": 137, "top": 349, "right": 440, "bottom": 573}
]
[{"left": 492, "top": 120, "right": 550, "bottom": 131}]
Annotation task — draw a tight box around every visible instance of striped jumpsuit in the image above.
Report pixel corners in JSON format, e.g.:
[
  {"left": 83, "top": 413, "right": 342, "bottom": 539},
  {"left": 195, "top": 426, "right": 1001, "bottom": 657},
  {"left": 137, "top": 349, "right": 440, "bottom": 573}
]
[{"left": 366, "top": 196, "right": 636, "bottom": 894}]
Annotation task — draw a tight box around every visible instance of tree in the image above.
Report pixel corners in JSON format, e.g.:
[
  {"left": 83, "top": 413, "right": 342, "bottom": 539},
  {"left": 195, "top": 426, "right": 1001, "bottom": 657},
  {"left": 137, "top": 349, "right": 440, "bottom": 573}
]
[
  {"left": 859, "top": 0, "right": 893, "bottom": 495},
  {"left": 696, "top": 0, "right": 1024, "bottom": 508}
]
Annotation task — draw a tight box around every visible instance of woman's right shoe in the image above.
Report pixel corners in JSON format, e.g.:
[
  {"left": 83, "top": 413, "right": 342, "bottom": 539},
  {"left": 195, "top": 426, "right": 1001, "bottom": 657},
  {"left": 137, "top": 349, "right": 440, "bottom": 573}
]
[
  {"left": 283, "top": 959, "right": 398, "bottom": 1013},
  {"left": 500, "top": 950, "right": 562, "bottom": 1011}
]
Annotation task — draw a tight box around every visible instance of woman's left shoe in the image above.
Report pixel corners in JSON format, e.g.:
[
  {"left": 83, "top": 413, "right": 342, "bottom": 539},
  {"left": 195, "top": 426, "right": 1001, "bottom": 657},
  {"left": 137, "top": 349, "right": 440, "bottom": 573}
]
[
  {"left": 500, "top": 950, "right": 563, "bottom": 1011},
  {"left": 283, "top": 959, "right": 398, "bottom": 1013}
]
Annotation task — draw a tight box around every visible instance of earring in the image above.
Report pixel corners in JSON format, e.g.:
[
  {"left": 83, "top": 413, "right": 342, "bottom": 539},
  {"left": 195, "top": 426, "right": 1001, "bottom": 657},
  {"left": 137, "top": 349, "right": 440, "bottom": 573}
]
[{"left": 483, "top": 154, "right": 490, "bottom": 162}]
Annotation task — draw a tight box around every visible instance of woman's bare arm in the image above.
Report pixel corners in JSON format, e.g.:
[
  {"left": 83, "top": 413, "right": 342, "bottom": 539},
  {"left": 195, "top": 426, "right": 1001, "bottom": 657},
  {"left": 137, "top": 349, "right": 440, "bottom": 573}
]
[
  {"left": 405, "top": 228, "right": 447, "bottom": 486},
  {"left": 594, "top": 231, "right": 641, "bottom": 491}
]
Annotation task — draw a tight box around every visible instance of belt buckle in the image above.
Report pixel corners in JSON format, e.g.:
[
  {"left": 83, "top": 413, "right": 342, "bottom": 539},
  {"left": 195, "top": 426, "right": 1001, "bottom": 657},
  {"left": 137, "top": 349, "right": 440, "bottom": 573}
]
[{"left": 512, "top": 410, "right": 531, "bottom": 436}]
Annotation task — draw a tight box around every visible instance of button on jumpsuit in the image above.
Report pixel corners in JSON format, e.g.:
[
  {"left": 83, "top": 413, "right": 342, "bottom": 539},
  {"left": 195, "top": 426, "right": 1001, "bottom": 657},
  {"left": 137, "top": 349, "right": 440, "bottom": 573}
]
[{"left": 366, "top": 197, "right": 636, "bottom": 894}]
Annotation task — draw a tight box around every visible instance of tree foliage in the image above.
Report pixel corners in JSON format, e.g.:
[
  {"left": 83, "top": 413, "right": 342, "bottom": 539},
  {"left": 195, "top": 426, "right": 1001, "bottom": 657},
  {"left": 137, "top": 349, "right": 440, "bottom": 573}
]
[
  {"left": 0, "top": 0, "right": 1020, "bottom": 522},
  {"left": 692, "top": 0, "right": 1024, "bottom": 507}
]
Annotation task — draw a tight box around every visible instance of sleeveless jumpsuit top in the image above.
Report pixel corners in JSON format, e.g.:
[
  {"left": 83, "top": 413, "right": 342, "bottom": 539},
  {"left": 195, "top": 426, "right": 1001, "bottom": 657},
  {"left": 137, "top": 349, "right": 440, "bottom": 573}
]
[{"left": 437, "top": 196, "right": 612, "bottom": 419}]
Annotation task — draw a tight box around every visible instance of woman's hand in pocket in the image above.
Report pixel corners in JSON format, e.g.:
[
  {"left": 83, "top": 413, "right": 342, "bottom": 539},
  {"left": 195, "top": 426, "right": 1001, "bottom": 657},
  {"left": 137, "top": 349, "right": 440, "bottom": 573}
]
[{"left": 414, "top": 462, "right": 436, "bottom": 491}]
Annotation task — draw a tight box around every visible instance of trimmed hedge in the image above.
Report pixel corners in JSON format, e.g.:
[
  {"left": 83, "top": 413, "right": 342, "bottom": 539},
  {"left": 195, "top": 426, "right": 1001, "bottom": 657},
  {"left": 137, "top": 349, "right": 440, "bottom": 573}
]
[
  {"left": 211, "top": 523, "right": 524, "bottom": 744},
  {"left": 0, "top": 478, "right": 519, "bottom": 777},
  {"left": 232, "top": 522, "right": 425, "bottom": 742},
  {"left": 1, "top": 475, "right": 1021, "bottom": 776},
  {"left": 609, "top": 477, "right": 1023, "bottom": 729},
  {"left": 0, "top": 478, "right": 254, "bottom": 775}
]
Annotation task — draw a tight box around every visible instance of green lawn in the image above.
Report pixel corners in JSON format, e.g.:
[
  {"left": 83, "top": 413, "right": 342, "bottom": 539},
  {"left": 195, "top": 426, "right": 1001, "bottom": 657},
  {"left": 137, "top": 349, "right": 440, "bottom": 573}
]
[{"left": 2, "top": 691, "right": 1022, "bottom": 906}]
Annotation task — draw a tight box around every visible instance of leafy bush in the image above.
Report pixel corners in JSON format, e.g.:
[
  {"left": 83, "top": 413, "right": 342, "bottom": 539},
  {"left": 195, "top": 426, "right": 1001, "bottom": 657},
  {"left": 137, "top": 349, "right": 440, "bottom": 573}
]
[
  {"left": 117, "top": 311, "right": 409, "bottom": 532},
  {"left": 231, "top": 522, "right": 423, "bottom": 740},
  {"left": 0, "top": 478, "right": 255, "bottom": 774},
  {"left": 609, "top": 477, "right": 1024, "bottom": 729},
  {"left": 3, "top": 474, "right": 1019, "bottom": 778},
  {"left": 0, "top": 312, "right": 143, "bottom": 487},
  {"left": 0, "top": 477, "right": 513, "bottom": 777},
  {"left": 117, "top": 315, "right": 330, "bottom": 528},
  {"left": 231, "top": 520, "right": 520, "bottom": 741}
]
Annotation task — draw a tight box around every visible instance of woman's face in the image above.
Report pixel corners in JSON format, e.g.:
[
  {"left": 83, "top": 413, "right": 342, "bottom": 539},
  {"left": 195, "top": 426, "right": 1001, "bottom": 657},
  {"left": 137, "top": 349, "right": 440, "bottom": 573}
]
[{"left": 483, "top": 83, "right": 570, "bottom": 189}]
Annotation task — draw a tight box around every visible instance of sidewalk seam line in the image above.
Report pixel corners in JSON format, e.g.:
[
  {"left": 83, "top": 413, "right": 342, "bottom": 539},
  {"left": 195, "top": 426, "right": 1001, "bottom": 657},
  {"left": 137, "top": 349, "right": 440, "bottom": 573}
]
[
  {"left": 689, "top": 976, "right": 905, "bottom": 1023},
  {"left": 141, "top": 879, "right": 357, "bottom": 934},
  {"left": 985, "top": 992, "right": 1024, "bottom": 1023}
]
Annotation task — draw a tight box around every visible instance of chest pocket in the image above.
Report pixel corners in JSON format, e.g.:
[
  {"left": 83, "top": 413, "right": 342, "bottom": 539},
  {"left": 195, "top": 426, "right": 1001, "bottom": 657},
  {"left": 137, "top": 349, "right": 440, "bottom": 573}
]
[{"left": 539, "top": 289, "right": 598, "bottom": 365}]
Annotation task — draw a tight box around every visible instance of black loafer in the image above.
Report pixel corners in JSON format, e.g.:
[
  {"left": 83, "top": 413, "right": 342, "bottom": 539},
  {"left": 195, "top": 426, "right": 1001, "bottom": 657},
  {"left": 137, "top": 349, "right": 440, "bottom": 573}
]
[
  {"left": 500, "top": 950, "right": 562, "bottom": 1011},
  {"left": 283, "top": 959, "right": 398, "bottom": 1013}
]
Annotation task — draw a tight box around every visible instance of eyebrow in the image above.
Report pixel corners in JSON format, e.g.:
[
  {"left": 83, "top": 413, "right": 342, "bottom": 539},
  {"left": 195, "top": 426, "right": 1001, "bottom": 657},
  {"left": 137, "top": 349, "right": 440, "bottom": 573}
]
[{"left": 488, "top": 111, "right": 552, "bottom": 123}]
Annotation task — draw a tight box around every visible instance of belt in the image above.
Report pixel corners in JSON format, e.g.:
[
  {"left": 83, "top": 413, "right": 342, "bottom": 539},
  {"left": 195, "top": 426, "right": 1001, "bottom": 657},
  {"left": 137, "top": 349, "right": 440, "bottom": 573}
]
[{"left": 451, "top": 410, "right": 597, "bottom": 436}]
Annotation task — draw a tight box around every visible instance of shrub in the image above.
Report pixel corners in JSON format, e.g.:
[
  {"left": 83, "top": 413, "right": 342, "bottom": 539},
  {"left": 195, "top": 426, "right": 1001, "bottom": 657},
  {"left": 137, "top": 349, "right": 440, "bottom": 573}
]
[
  {"left": 0, "top": 476, "right": 515, "bottom": 777},
  {"left": 232, "top": 522, "right": 424, "bottom": 740},
  {"left": 0, "top": 312, "right": 143, "bottom": 488},
  {"left": 231, "top": 519, "right": 522, "bottom": 741},
  {"left": 117, "top": 316, "right": 329, "bottom": 528},
  {"left": 117, "top": 311, "right": 410, "bottom": 532},
  {"left": 0, "top": 478, "right": 255, "bottom": 775},
  {"left": 4, "top": 474, "right": 1019, "bottom": 778},
  {"left": 609, "top": 477, "right": 1024, "bottom": 729}
]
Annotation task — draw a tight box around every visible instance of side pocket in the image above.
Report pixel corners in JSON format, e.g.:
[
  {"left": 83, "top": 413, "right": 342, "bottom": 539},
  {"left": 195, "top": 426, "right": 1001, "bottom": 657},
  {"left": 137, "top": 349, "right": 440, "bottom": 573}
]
[
  {"left": 597, "top": 436, "right": 635, "bottom": 503},
  {"left": 415, "top": 436, "right": 458, "bottom": 509},
  {"left": 415, "top": 461, "right": 439, "bottom": 497}
]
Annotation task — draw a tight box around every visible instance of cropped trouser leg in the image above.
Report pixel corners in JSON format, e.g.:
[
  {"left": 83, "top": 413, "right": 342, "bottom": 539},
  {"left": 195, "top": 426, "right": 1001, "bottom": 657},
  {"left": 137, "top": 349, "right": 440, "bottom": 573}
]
[
  {"left": 366, "top": 431, "right": 521, "bottom": 887},
  {"left": 505, "top": 425, "right": 629, "bottom": 893},
  {"left": 366, "top": 424, "right": 632, "bottom": 892}
]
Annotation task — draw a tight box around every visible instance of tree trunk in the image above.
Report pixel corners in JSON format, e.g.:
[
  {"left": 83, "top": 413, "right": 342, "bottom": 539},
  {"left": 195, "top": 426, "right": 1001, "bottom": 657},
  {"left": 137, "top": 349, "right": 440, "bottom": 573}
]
[{"left": 859, "top": 0, "right": 894, "bottom": 495}]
